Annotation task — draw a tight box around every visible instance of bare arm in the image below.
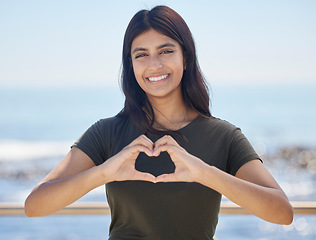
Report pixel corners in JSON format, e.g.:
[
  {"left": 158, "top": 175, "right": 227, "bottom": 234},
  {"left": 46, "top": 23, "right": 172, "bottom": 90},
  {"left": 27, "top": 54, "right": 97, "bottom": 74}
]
[
  {"left": 199, "top": 160, "right": 293, "bottom": 224},
  {"left": 24, "top": 147, "right": 103, "bottom": 216},
  {"left": 154, "top": 135, "right": 294, "bottom": 225},
  {"left": 25, "top": 135, "right": 156, "bottom": 217}
]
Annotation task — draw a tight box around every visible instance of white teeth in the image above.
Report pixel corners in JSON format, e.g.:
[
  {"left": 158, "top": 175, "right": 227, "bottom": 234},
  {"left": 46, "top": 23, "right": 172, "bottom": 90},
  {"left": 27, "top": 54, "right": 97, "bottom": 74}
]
[{"left": 148, "top": 74, "right": 168, "bottom": 82}]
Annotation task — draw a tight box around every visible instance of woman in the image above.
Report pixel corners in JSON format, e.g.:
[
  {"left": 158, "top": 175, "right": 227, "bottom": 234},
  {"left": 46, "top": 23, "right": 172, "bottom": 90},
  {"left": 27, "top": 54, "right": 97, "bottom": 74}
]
[{"left": 25, "top": 5, "right": 293, "bottom": 239}]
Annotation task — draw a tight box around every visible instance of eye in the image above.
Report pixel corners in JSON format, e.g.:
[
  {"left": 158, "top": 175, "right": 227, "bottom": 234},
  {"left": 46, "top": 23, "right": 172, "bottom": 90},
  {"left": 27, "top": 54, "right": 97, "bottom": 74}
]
[
  {"left": 134, "top": 53, "right": 148, "bottom": 59},
  {"left": 160, "top": 49, "right": 174, "bottom": 55}
]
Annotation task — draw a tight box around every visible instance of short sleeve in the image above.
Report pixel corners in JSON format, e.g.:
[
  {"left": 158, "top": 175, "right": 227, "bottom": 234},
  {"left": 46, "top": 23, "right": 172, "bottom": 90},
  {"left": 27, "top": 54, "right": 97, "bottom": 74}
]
[
  {"left": 227, "top": 128, "right": 261, "bottom": 176},
  {"left": 71, "top": 120, "right": 108, "bottom": 166}
]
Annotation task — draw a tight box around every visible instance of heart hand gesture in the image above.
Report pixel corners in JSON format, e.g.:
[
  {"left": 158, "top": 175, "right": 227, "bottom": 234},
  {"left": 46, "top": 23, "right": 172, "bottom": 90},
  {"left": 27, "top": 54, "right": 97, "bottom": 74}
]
[
  {"left": 153, "top": 135, "right": 206, "bottom": 183},
  {"left": 100, "top": 134, "right": 206, "bottom": 184},
  {"left": 100, "top": 135, "right": 156, "bottom": 183}
]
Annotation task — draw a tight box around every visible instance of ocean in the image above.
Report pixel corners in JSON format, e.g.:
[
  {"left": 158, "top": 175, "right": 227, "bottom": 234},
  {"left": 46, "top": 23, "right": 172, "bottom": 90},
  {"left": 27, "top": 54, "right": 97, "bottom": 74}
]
[{"left": 0, "top": 85, "right": 316, "bottom": 239}]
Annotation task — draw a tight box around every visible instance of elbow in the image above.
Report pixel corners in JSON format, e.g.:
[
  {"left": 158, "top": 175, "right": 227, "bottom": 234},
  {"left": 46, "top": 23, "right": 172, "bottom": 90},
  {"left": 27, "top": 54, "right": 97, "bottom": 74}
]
[
  {"left": 24, "top": 194, "right": 60, "bottom": 217},
  {"left": 24, "top": 183, "right": 50, "bottom": 217},
  {"left": 24, "top": 209, "right": 34, "bottom": 218},
  {"left": 276, "top": 202, "right": 294, "bottom": 225},
  {"left": 280, "top": 212, "right": 294, "bottom": 225},
  {"left": 272, "top": 191, "right": 294, "bottom": 225},
  {"left": 24, "top": 197, "right": 36, "bottom": 217},
  {"left": 262, "top": 198, "right": 294, "bottom": 225},
  {"left": 24, "top": 195, "right": 45, "bottom": 217},
  {"left": 24, "top": 206, "right": 33, "bottom": 217},
  {"left": 283, "top": 204, "right": 294, "bottom": 225}
]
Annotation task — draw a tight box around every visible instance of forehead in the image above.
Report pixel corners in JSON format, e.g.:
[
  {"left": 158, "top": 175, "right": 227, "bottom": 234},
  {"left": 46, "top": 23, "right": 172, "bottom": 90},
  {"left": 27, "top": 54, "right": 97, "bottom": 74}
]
[{"left": 131, "top": 29, "right": 180, "bottom": 50}]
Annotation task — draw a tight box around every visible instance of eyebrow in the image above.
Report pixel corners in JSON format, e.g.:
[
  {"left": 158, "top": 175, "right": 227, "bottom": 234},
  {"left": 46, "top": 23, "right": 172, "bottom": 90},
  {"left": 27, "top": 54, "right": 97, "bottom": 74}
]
[{"left": 132, "top": 42, "right": 176, "bottom": 54}]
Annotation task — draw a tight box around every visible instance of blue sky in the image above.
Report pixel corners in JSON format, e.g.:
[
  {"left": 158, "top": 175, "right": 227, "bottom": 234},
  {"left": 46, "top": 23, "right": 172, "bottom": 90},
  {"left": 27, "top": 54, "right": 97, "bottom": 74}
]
[{"left": 0, "top": 0, "right": 315, "bottom": 88}]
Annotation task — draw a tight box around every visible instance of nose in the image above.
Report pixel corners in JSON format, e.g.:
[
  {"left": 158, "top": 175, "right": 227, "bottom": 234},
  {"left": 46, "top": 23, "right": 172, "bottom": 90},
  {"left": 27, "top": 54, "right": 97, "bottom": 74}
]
[{"left": 148, "top": 55, "right": 163, "bottom": 70}]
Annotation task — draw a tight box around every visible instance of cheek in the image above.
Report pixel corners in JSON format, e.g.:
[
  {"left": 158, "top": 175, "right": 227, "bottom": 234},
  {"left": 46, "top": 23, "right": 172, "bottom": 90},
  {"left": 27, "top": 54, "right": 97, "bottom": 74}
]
[
  {"left": 170, "top": 56, "right": 184, "bottom": 78},
  {"left": 173, "top": 64, "right": 184, "bottom": 81},
  {"left": 132, "top": 62, "right": 144, "bottom": 86},
  {"left": 131, "top": 61, "right": 139, "bottom": 76}
]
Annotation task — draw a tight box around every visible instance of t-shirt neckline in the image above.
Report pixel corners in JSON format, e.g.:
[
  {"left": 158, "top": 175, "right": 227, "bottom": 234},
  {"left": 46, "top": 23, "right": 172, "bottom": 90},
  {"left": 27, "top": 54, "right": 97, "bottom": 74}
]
[{"left": 178, "top": 114, "right": 203, "bottom": 132}]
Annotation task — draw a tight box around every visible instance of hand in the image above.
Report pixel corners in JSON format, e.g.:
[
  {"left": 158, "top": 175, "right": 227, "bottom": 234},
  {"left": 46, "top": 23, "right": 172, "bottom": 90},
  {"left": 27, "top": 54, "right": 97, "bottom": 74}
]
[
  {"left": 153, "top": 135, "right": 206, "bottom": 183},
  {"left": 100, "top": 135, "right": 156, "bottom": 183}
]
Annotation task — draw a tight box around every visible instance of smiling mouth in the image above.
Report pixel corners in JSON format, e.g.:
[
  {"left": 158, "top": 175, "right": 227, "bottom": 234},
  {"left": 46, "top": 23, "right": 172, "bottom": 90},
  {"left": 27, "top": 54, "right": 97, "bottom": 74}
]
[{"left": 147, "top": 74, "right": 169, "bottom": 82}]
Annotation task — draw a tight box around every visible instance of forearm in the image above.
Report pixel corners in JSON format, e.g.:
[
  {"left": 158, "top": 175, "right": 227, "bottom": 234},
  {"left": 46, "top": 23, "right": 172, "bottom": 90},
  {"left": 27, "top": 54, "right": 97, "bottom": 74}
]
[
  {"left": 25, "top": 166, "right": 106, "bottom": 217},
  {"left": 198, "top": 165, "right": 293, "bottom": 224}
]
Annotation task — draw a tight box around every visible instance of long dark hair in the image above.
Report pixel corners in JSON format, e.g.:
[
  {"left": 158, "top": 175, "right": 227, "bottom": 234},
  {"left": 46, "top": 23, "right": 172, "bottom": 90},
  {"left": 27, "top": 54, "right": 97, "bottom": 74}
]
[{"left": 118, "top": 5, "right": 211, "bottom": 135}]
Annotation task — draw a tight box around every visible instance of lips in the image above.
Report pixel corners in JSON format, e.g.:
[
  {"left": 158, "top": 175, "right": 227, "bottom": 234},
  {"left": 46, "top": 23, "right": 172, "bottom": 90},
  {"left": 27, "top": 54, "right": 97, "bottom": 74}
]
[{"left": 147, "top": 74, "right": 169, "bottom": 82}]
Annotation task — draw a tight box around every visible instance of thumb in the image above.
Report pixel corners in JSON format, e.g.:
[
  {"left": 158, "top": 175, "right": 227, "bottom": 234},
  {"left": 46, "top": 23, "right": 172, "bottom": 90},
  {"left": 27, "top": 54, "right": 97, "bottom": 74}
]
[
  {"left": 133, "top": 171, "right": 157, "bottom": 183},
  {"left": 156, "top": 173, "right": 177, "bottom": 183}
]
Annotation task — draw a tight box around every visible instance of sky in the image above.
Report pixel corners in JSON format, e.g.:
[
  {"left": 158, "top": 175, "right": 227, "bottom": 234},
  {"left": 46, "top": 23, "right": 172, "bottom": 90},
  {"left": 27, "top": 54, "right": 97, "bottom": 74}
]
[{"left": 0, "top": 0, "right": 315, "bottom": 88}]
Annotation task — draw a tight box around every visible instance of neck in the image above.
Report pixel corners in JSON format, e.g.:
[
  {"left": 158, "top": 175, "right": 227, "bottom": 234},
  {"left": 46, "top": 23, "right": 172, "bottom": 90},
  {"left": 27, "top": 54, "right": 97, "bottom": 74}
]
[
  {"left": 149, "top": 95, "right": 196, "bottom": 130},
  {"left": 152, "top": 97, "right": 185, "bottom": 119}
]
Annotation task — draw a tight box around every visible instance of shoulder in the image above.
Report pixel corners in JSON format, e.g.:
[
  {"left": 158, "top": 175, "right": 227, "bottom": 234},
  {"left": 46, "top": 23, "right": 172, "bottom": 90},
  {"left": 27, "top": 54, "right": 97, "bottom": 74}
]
[
  {"left": 74, "top": 115, "right": 138, "bottom": 160},
  {"left": 194, "top": 115, "right": 239, "bottom": 134},
  {"left": 79, "top": 116, "right": 133, "bottom": 144},
  {"left": 94, "top": 115, "right": 132, "bottom": 132},
  {"left": 182, "top": 115, "right": 241, "bottom": 149},
  {"left": 96, "top": 115, "right": 127, "bottom": 126},
  {"left": 94, "top": 115, "right": 142, "bottom": 143}
]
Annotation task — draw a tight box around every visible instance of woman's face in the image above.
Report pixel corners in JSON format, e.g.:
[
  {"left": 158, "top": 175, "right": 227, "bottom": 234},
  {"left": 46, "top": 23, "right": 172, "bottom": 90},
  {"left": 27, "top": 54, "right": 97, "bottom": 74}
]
[{"left": 131, "top": 29, "right": 185, "bottom": 102}]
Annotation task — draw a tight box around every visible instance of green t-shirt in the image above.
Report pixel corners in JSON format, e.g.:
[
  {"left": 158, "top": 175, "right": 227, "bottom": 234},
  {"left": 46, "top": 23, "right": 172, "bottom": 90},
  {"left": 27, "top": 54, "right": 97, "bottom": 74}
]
[{"left": 73, "top": 115, "right": 260, "bottom": 240}]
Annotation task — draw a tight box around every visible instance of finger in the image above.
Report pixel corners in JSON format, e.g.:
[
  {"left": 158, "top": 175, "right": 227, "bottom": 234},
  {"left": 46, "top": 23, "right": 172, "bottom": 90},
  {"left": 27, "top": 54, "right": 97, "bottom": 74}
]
[
  {"left": 133, "top": 171, "right": 157, "bottom": 183},
  {"left": 156, "top": 173, "right": 178, "bottom": 183},
  {"left": 129, "top": 144, "right": 154, "bottom": 157},
  {"left": 130, "top": 135, "right": 154, "bottom": 151},
  {"left": 154, "top": 135, "right": 178, "bottom": 149},
  {"left": 152, "top": 144, "right": 178, "bottom": 157}
]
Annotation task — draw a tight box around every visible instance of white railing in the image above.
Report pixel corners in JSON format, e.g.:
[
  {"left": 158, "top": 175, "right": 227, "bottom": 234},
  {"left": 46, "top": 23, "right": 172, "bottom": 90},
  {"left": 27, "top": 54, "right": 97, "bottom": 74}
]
[{"left": 1, "top": 201, "right": 315, "bottom": 216}]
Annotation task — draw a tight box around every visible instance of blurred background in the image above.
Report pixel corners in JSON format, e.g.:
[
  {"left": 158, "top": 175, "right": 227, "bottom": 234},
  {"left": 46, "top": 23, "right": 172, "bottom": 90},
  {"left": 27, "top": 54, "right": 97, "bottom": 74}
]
[{"left": 0, "top": 0, "right": 315, "bottom": 239}]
